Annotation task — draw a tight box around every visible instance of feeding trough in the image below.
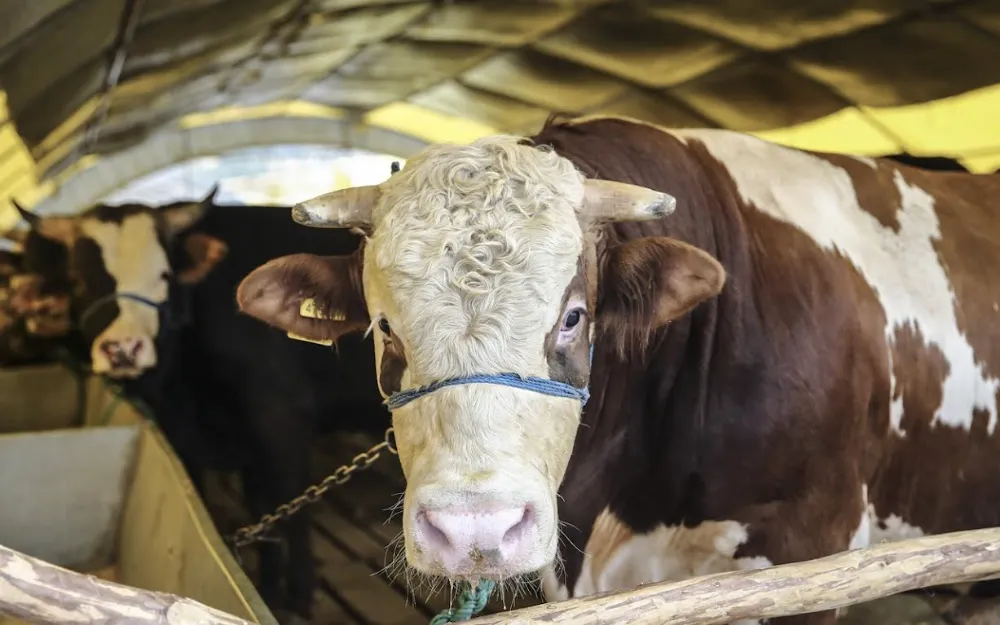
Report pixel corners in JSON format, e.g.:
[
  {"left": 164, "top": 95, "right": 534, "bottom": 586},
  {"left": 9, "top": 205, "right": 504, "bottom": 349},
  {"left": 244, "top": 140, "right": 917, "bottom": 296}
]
[{"left": 0, "top": 363, "right": 276, "bottom": 625}]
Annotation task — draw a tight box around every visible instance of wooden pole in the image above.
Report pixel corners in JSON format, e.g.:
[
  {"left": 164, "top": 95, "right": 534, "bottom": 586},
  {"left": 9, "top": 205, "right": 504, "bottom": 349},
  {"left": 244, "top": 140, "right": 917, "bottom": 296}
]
[
  {"left": 469, "top": 527, "right": 1000, "bottom": 625},
  {"left": 0, "top": 543, "right": 256, "bottom": 625}
]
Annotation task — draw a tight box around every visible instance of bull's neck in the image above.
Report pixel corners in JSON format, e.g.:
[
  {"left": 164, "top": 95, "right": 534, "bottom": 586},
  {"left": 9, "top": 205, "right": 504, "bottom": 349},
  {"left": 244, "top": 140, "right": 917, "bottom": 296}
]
[{"left": 553, "top": 152, "right": 754, "bottom": 595}]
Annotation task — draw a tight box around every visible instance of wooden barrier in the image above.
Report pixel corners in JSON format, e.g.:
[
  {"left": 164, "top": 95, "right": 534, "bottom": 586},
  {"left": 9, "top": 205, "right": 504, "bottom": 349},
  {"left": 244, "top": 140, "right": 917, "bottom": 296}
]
[
  {"left": 3, "top": 527, "right": 1000, "bottom": 625},
  {"left": 469, "top": 527, "right": 1000, "bottom": 625},
  {"left": 0, "top": 544, "right": 254, "bottom": 625}
]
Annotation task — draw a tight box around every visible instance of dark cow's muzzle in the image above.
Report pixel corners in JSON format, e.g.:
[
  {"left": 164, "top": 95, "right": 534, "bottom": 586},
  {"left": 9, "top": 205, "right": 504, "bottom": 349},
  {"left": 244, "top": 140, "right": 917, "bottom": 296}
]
[{"left": 99, "top": 337, "right": 146, "bottom": 370}]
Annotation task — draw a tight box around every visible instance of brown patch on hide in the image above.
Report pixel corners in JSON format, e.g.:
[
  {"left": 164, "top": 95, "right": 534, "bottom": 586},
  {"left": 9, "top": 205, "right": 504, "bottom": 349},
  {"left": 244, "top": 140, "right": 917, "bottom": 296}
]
[
  {"left": 543, "top": 255, "right": 594, "bottom": 389},
  {"left": 869, "top": 322, "right": 1000, "bottom": 539},
  {"left": 817, "top": 153, "right": 905, "bottom": 232},
  {"left": 379, "top": 335, "right": 408, "bottom": 395}
]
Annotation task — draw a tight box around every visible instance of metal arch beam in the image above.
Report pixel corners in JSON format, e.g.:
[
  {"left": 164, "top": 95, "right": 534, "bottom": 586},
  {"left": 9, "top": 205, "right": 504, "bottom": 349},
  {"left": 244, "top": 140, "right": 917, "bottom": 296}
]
[
  {"left": 31, "top": 115, "right": 430, "bottom": 216},
  {"left": 79, "top": 0, "right": 147, "bottom": 155}
]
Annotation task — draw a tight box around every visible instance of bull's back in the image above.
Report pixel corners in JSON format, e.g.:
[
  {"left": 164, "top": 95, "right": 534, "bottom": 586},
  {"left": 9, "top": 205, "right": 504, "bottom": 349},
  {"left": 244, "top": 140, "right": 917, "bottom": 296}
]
[
  {"left": 676, "top": 128, "right": 1000, "bottom": 539},
  {"left": 553, "top": 117, "right": 1000, "bottom": 539}
]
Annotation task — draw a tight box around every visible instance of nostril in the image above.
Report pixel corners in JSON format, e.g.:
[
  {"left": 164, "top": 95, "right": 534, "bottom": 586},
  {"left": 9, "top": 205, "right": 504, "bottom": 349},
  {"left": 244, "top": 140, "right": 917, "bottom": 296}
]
[
  {"left": 128, "top": 339, "right": 144, "bottom": 358},
  {"left": 417, "top": 510, "right": 451, "bottom": 550},
  {"left": 501, "top": 506, "right": 533, "bottom": 549}
]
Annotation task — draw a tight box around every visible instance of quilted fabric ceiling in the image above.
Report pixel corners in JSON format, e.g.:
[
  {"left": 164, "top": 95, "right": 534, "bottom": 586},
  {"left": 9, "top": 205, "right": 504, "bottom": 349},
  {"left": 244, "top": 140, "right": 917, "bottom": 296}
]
[{"left": 2, "top": 0, "right": 1000, "bottom": 195}]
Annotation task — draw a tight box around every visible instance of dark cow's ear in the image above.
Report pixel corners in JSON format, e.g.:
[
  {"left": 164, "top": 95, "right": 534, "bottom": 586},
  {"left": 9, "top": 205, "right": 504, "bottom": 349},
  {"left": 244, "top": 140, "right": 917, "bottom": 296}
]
[
  {"left": 10, "top": 200, "right": 76, "bottom": 245},
  {"left": 11, "top": 199, "right": 40, "bottom": 229},
  {"left": 236, "top": 252, "right": 369, "bottom": 342},
  {"left": 161, "top": 187, "right": 216, "bottom": 237},
  {"left": 598, "top": 236, "right": 725, "bottom": 354},
  {"left": 177, "top": 233, "right": 229, "bottom": 284}
]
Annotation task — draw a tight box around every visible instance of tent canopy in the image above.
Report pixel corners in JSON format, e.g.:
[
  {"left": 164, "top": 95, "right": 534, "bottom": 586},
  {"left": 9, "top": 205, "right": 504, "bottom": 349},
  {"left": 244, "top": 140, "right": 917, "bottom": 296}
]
[{"left": 1, "top": 0, "right": 999, "bottom": 226}]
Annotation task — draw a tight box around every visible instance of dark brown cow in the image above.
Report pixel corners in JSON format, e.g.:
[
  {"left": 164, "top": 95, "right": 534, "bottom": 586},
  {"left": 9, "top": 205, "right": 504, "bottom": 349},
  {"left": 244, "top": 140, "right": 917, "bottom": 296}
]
[{"left": 236, "top": 116, "right": 1000, "bottom": 624}]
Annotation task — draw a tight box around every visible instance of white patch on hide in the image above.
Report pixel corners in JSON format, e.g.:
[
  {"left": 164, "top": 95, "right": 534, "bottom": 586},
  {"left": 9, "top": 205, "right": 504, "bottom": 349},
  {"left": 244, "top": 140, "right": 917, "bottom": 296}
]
[
  {"left": 569, "top": 508, "right": 771, "bottom": 625},
  {"left": 669, "top": 127, "right": 1000, "bottom": 435},
  {"left": 886, "top": 350, "right": 906, "bottom": 437},
  {"left": 82, "top": 213, "right": 168, "bottom": 374},
  {"left": 539, "top": 567, "right": 568, "bottom": 602},
  {"left": 849, "top": 484, "right": 871, "bottom": 550},
  {"left": 868, "top": 510, "right": 926, "bottom": 545}
]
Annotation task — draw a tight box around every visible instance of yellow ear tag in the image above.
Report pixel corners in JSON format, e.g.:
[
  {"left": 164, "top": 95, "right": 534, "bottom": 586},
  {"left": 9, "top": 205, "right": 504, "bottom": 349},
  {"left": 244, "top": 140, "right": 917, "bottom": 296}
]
[
  {"left": 285, "top": 298, "right": 341, "bottom": 346},
  {"left": 299, "top": 298, "right": 346, "bottom": 321}
]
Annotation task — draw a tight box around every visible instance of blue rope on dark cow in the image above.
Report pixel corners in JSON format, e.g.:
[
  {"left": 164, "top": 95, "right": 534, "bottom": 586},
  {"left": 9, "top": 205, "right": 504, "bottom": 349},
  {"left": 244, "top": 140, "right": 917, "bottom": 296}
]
[{"left": 386, "top": 345, "right": 595, "bottom": 411}]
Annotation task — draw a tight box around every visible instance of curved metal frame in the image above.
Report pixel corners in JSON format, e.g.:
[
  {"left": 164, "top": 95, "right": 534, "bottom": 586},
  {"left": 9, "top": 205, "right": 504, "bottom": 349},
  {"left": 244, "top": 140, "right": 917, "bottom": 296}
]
[{"left": 31, "top": 116, "right": 430, "bottom": 216}]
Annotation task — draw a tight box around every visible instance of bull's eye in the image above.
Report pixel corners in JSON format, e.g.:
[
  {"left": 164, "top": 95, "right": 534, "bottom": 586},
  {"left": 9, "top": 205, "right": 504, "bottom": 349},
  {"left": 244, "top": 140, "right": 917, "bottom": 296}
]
[
  {"left": 562, "top": 309, "right": 583, "bottom": 330},
  {"left": 378, "top": 317, "right": 391, "bottom": 336}
]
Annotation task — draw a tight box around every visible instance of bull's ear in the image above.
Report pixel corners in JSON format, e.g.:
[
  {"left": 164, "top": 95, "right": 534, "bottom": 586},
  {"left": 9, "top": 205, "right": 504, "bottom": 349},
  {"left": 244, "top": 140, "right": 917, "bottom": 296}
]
[
  {"left": 236, "top": 252, "right": 370, "bottom": 342},
  {"left": 10, "top": 200, "right": 76, "bottom": 245},
  {"left": 598, "top": 237, "right": 725, "bottom": 355}
]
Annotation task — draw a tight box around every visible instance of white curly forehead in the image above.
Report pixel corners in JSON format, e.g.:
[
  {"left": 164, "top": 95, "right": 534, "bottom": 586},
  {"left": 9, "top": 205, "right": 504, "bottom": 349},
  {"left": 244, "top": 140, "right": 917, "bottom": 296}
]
[{"left": 364, "top": 136, "right": 588, "bottom": 378}]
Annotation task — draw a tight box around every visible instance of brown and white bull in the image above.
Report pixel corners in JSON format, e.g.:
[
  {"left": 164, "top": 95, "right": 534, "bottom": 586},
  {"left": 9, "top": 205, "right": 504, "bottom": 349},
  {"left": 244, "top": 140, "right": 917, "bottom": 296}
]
[{"left": 236, "top": 116, "right": 1000, "bottom": 624}]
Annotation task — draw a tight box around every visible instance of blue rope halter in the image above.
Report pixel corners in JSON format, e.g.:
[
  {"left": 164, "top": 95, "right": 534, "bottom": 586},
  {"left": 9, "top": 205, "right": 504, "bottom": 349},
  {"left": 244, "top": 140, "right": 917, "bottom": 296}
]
[
  {"left": 385, "top": 345, "right": 595, "bottom": 411},
  {"left": 385, "top": 337, "right": 596, "bottom": 622}
]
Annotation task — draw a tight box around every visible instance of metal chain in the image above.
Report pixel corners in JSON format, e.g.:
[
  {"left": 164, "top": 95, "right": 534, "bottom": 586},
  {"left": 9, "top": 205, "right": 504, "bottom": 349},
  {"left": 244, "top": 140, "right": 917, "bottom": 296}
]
[{"left": 228, "top": 427, "right": 397, "bottom": 550}]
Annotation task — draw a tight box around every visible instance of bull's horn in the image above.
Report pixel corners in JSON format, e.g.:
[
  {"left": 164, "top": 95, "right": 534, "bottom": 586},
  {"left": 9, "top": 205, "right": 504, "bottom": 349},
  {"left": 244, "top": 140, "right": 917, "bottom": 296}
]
[
  {"left": 291, "top": 185, "right": 380, "bottom": 229},
  {"left": 580, "top": 179, "right": 676, "bottom": 223},
  {"left": 10, "top": 199, "right": 40, "bottom": 229}
]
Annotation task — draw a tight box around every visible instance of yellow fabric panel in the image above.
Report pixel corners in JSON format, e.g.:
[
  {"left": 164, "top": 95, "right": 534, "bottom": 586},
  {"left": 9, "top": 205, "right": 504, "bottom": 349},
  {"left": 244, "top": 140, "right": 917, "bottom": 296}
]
[
  {"left": 179, "top": 100, "right": 347, "bottom": 129},
  {"left": 750, "top": 107, "right": 900, "bottom": 155},
  {"left": 962, "top": 152, "right": 1000, "bottom": 174},
  {"left": 863, "top": 83, "right": 1000, "bottom": 157},
  {"left": 364, "top": 102, "right": 499, "bottom": 146}
]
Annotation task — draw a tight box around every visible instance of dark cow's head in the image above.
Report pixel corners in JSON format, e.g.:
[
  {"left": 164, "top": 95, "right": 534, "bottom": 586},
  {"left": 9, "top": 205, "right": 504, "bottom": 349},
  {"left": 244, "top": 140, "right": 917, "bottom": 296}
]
[
  {"left": 1, "top": 187, "right": 228, "bottom": 377},
  {"left": 236, "top": 137, "right": 727, "bottom": 582}
]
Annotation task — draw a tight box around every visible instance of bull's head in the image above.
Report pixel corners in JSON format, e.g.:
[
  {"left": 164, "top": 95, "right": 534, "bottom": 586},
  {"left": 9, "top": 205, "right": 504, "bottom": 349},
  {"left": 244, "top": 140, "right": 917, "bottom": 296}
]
[
  {"left": 237, "top": 137, "right": 725, "bottom": 583},
  {"left": 1, "top": 188, "right": 227, "bottom": 377}
]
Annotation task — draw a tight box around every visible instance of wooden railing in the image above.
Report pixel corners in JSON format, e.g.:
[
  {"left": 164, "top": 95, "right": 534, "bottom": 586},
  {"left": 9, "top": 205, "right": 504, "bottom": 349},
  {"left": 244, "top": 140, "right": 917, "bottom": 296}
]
[
  {"left": 468, "top": 528, "right": 1000, "bottom": 624},
  {"left": 2, "top": 528, "right": 1000, "bottom": 625},
  {"left": 0, "top": 544, "right": 255, "bottom": 625}
]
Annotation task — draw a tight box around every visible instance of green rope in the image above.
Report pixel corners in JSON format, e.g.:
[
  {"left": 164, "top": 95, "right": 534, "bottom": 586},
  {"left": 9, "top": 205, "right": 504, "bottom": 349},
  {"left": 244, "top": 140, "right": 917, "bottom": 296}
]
[
  {"left": 98, "top": 381, "right": 156, "bottom": 425},
  {"left": 98, "top": 392, "right": 124, "bottom": 426},
  {"left": 430, "top": 580, "right": 495, "bottom": 624}
]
